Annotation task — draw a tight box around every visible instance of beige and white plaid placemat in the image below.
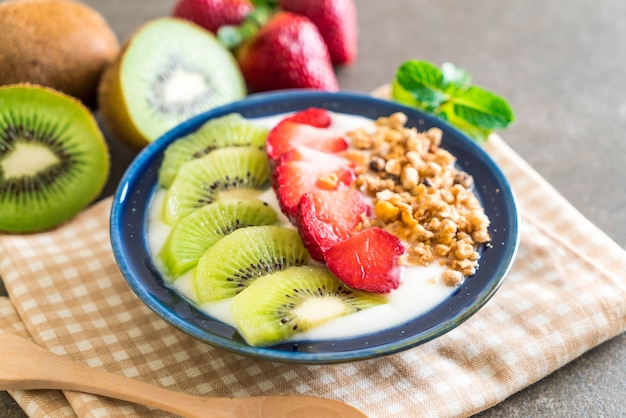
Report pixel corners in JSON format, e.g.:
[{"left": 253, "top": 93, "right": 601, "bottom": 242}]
[{"left": 1, "top": 110, "right": 626, "bottom": 417}]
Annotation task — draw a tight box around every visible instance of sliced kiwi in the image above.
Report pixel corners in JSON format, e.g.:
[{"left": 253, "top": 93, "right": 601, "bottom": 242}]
[
  {"left": 158, "top": 113, "right": 269, "bottom": 188},
  {"left": 98, "top": 17, "right": 246, "bottom": 149},
  {"left": 0, "top": 84, "right": 109, "bottom": 233},
  {"left": 231, "top": 265, "right": 387, "bottom": 347},
  {"left": 158, "top": 199, "right": 279, "bottom": 279},
  {"left": 162, "top": 146, "right": 271, "bottom": 224},
  {"left": 194, "top": 225, "right": 309, "bottom": 303}
]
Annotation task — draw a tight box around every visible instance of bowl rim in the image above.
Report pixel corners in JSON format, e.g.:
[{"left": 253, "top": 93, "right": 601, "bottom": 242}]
[{"left": 110, "top": 89, "right": 520, "bottom": 364}]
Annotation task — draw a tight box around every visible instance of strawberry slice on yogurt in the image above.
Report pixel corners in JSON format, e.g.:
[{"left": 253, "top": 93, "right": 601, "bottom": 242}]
[
  {"left": 266, "top": 116, "right": 347, "bottom": 161},
  {"left": 272, "top": 146, "right": 356, "bottom": 221}
]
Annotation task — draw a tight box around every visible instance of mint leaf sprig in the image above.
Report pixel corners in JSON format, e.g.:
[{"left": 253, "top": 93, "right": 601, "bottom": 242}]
[{"left": 391, "top": 60, "right": 515, "bottom": 143}]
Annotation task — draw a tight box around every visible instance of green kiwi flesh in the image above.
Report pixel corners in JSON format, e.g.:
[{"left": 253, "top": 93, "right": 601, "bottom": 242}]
[
  {"left": 194, "top": 225, "right": 309, "bottom": 303},
  {"left": 120, "top": 18, "right": 245, "bottom": 141},
  {"left": 0, "top": 84, "right": 109, "bottom": 233},
  {"left": 162, "top": 146, "right": 271, "bottom": 224},
  {"left": 158, "top": 113, "right": 269, "bottom": 188},
  {"left": 98, "top": 18, "right": 246, "bottom": 148},
  {"left": 231, "top": 265, "right": 387, "bottom": 346},
  {"left": 158, "top": 199, "right": 279, "bottom": 279}
]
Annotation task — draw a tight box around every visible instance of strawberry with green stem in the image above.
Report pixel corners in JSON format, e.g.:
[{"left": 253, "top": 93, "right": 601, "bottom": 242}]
[
  {"left": 218, "top": 7, "right": 338, "bottom": 92},
  {"left": 251, "top": 0, "right": 358, "bottom": 65}
]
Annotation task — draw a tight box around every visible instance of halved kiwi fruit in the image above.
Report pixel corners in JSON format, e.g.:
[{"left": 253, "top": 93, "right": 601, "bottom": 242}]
[
  {"left": 158, "top": 113, "right": 269, "bottom": 188},
  {"left": 194, "top": 225, "right": 309, "bottom": 303},
  {"left": 162, "top": 146, "right": 271, "bottom": 225},
  {"left": 98, "top": 17, "right": 246, "bottom": 149},
  {"left": 158, "top": 199, "right": 279, "bottom": 279},
  {"left": 0, "top": 84, "right": 109, "bottom": 233},
  {"left": 231, "top": 265, "right": 387, "bottom": 347}
]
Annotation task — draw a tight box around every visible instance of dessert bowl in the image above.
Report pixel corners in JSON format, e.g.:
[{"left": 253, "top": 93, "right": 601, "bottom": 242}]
[{"left": 110, "top": 90, "right": 519, "bottom": 364}]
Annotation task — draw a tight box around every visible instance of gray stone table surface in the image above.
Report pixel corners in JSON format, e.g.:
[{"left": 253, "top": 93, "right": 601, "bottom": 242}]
[{"left": 1, "top": 0, "right": 625, "bottom": 416}]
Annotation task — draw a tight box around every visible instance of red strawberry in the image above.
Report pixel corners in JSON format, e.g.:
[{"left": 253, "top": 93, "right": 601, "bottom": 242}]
[
  {"left": 280, "top": 0, "right": 357, "bottom": 64},
  {"left": 296, "top": 188, "right": 368, "bottom": 262},
  {"left": 266, "top": 119, "right": 347, "bottom": 161},
  {"left": 236, "top": 11, "right": 339, "bottom": 92},
  {"left": 272, "top": 147, "right": 356, "bottom": 221},
  {"left": 324, "top": 227, "right": 406, "bottom": 294},
  {"left": 171, "top": 0, "right": 253, "bottom": 34},
  {"left": 283, "top": 107, "right": 332, "bottom": 128}
]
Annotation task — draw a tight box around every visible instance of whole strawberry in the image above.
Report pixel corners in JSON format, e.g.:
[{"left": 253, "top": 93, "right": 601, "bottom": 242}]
[
  {"left": 235, "top": 11, "right": 339, "bottom": 92},
  {"left": 279, "top": 0, "right": 357, "bottom": 64},
  {"left": 172, "top": 0, "right": 253, "bottom": 34}
]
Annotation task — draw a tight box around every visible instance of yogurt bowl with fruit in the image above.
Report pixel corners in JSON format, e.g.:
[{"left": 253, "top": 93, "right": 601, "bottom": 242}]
[{"left": 110, "top": 90, "right": 519, "bottom": 364}]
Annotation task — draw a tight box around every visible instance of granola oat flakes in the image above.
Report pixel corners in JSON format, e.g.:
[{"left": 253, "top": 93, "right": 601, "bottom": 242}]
[{"left": 347, "top": 112, "right": 491, "bottom": 286}]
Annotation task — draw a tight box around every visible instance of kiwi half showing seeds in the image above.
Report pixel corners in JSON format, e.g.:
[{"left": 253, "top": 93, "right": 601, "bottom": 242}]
[
  {"left": 162, "top": 146, "right": 271, "bottom": 224},
  {"left": 231, "top": 265, "right": 386, "bottom": 347},
  {"left": 159, "top": 199, "right": 279, "bottom": 278},
  {"left": 194, "top": 225, "right": 309, "bottom": 303},
  {"left": 98, "top": 17, "right": 246, "bottom": 149},
  {"left": 0, "top": 84, "right": 109, "bottom": 233},
  {"left": 158, "top": 113, "right": 269, "bottom": 188}
]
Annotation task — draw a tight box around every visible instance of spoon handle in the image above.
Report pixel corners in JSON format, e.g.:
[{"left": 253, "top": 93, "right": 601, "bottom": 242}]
[
  {"left": 0, "top": 333, "right": 241, "bottom": 417},
  {"left": 0, "top": 333, "right": 367, "bottom": 418}
]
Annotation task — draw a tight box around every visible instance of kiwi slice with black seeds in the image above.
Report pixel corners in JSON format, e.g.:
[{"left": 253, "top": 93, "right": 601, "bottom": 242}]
[
  {"left": 0, "top": 84, "right": 109, "bottom": 233},
  {"left": 162, "top": 146, "right": 271, "bottom": 225},
  {"left": 158, "top": 198, "right": 279, "bottom": 279},
  {"left": 194, "top": 225, "right": 309, "bottom": 303},
  {"left": 158, "top": 113, "right": 269, "bottom": 188},
  {"left": 98, "top": 17, "right": 246, "bottom": 149},
  {"left": 231, "top": 265, "right": 386, "bottom": 347}
]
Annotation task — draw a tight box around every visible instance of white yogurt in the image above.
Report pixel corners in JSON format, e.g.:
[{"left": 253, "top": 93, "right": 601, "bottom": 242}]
[{"left": 146, "top": 111, "right": 457, "bottom": 342}]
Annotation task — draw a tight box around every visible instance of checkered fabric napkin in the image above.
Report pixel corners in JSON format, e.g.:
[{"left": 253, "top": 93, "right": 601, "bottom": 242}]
[{"left": 1, "top": 122, "right": 626, "bottom": 417}]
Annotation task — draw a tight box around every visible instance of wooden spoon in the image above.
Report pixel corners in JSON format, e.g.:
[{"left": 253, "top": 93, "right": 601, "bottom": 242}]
[{"left": 0, "top": 333, "right": 367, "bottom": 418}]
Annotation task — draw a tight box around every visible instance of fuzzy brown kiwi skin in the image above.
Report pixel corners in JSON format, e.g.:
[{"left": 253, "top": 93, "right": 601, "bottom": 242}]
[{"left": 0, "top": 0, "right": 120, "bottom": 108}]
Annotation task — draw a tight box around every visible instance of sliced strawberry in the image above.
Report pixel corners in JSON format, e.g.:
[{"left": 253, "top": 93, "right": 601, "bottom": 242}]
[
  {"left": 283, "top": 107, "right": 332, "bottom": 128},
  {"left": 266, "top": 120, "right": 347, "bottom": 161},
  {"left": 272, "top": 146, "right": 355, "bottom": 221},
  {"left": 324, "top": 227, "right": 406, "bottom": 294},
  {"left": 296, "top": 188, "right": 368, "bottom": 262}
]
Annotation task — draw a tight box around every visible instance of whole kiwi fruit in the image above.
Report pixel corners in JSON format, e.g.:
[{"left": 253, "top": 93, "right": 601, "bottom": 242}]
[{"left": 0, "top": 0, "right": 120, "bottom": 108}]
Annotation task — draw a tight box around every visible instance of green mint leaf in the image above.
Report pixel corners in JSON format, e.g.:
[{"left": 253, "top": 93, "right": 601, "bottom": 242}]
[
  {"left": 451, "top": 86, "right": 515, "bottom": 131},
  {"left": 437, "top": 103, "right": 492, "bottom": 143},
  {"left": 394, "top": 60, "right": 448, "bottom": 111},
  {"left": 441, "top": 62, "right": 471, "bottom": 92},
  {"left": 391, "top": 60, "right": 515, "bottom": 143}
]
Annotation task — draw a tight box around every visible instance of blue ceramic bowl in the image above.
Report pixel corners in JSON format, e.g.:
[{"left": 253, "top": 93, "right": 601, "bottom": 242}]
[{"left": 110, "top": 90, "right": 519, "bottom": 364}]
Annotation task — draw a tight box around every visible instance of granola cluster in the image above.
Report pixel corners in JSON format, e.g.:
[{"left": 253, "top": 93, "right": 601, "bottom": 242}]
[{"left": 345, "top": 112, "right": 491, "bottom": 287}]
